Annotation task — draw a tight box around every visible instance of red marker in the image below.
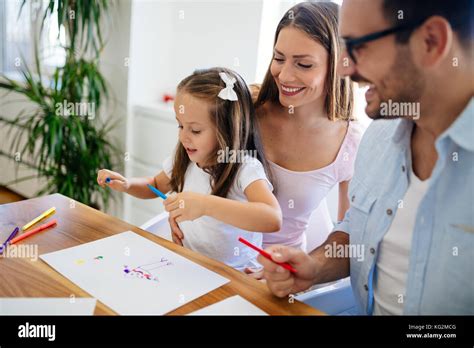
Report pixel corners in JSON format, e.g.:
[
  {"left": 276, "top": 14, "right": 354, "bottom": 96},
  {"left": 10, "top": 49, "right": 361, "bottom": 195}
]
[
  {"left": 10, "top": 219, "right": 57, "bottom": 244},
  {"left": 238, "top": 237, "right": 297, "bottom": 274}
]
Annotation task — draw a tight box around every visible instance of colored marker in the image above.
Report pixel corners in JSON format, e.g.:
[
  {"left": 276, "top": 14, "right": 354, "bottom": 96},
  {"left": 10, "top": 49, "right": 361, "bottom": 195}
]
[
  {"left": 11, "top": 219, "right": 57, "bottom": 245},
  {"left": 105, "top": 177, "right": 111, "bottom": 183},
  {"left": 147, "top": 184, "right": 167, "bottom": 199},
  {"left": 0, "top": 227, "right": 19, "bottom": 254},
  {"left": 238, "top": 237, "right": 297, "bottom": 274},
  {"left": 21, "top": 207, "right": 56, "bottom": 231}
]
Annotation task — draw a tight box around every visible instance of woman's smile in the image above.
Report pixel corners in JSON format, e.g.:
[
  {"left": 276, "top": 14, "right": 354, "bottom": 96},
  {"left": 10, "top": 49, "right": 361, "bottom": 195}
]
[{"left": 280, "top": 83, "right": 306, "bottom": 97}]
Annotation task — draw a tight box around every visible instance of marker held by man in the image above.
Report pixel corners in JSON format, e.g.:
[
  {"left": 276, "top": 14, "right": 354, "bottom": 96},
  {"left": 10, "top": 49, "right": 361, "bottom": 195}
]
[{"left": 238, "top": 237, "right": 297, "bottom": 273}]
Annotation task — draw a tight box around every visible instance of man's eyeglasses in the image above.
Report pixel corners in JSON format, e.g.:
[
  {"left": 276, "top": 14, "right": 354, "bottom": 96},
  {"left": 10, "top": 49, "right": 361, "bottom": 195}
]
[{"left": 342, "top": 18, "right": 427, "bottom": 63}]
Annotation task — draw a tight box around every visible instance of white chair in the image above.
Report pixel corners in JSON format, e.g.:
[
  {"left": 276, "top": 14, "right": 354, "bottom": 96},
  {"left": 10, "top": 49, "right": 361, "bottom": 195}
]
[
  {"left": 298, "top": 198, "right": 359, "bottom": 315},
  {"left": 140, "top": 211, "right": 172, "bottom": 241},
  {"left": 295, "top": 277, "right": 359, "bottom": 315}
]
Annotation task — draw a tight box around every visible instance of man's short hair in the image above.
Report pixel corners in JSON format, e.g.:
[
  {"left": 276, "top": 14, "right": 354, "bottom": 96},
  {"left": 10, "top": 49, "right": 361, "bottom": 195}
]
[{"left": 382, "top": 0, "right": 473, "bottom": 47}]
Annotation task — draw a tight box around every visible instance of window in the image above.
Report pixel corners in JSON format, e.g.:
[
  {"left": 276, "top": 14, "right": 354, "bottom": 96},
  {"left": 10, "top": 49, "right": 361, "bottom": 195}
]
[{"left": 0, "top": 0, "right": 65, "bottom": 75}]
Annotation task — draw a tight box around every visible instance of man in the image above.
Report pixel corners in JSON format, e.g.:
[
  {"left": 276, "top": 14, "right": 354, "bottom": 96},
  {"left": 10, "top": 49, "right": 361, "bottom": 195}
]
[{"left": 259, "top": 0, "right": 473, "bottom": 315}]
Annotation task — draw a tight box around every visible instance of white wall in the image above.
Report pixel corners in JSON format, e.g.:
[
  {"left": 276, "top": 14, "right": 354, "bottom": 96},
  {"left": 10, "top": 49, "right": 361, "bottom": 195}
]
[
  {"left": 128, "top": 0, "right": 264, "bottom": 105},
  {"left": 0, "top": 92, "right": 48, "bottom": 196},
  {"left": 99, "top": 0, "right": 132, "bottom": 216}
]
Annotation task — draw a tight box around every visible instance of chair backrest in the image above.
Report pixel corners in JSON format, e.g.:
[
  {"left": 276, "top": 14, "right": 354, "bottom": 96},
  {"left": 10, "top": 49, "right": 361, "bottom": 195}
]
[
  {"left": 305, "top": 198, "right": 334, "bottom": 253},
  {"left": 295, "top": 277, "right": 359, "bottom": 315},
  {"left": 140, "top": 212, "right": 172, "bottom": 241}
]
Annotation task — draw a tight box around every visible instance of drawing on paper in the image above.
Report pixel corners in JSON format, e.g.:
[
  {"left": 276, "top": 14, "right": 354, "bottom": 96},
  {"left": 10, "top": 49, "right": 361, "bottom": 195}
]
[
  {"left": 40, "top": 231, "right": 230, "bottom": 315},
  {"left": 123, "top": 257, "right": 173, "bottom": 283},
  {"left": 75, "top": 255, "right": 104, "bottom": 265}
]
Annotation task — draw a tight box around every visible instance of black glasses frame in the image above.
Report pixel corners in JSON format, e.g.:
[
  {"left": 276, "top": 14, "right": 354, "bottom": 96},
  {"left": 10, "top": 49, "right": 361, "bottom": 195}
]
[{"left": 342, "top": 18, "right": 427, "bottom": 63}]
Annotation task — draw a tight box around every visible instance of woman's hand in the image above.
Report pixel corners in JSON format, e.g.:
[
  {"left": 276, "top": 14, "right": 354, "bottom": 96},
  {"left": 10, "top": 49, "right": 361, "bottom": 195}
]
[
  {"left": 163, "top": 192, "right": 208, "bottom": 223},
  {"left": 169, "top": 214, "right": 184, "bottom": 246},
  {"left": 97, "top": 169, "right": 130, "bottom": 192}
]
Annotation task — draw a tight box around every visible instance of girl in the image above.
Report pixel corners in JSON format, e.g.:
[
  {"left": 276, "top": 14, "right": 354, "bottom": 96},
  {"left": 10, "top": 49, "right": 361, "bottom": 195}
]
[{"left": 98, "top": 67, "right": 282, "bottom": 271}]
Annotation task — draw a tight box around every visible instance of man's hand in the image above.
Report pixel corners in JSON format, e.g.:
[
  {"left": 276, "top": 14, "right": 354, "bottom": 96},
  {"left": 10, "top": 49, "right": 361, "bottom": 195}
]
[{"left": 259, "top": 245, "right": 317, "bottom": 298}]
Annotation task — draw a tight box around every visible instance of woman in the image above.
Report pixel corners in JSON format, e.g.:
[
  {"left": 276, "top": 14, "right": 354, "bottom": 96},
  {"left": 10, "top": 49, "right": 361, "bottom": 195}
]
[
  {"left": 252, "top": 1, "right": 363, "bottom": 255},
  {"left": 171, "top": 2, "right": 363, "bottom": 266}
]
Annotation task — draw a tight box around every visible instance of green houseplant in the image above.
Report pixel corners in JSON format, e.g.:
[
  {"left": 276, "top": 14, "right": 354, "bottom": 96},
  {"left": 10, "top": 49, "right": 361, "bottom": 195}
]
[{"left": 0, "top": 0, "right": 120, "bottom": 209}]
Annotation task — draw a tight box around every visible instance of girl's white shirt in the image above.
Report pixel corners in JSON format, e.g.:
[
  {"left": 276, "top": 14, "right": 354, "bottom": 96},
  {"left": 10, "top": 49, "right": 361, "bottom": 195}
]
[{"left": 162, "top": 154, "right": 273, "bottom": 271}]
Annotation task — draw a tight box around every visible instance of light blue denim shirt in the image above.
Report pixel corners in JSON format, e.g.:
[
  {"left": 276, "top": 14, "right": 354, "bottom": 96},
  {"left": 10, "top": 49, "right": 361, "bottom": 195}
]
[{"left": 335, "top": 98, "right": 474, "bottom": 315}]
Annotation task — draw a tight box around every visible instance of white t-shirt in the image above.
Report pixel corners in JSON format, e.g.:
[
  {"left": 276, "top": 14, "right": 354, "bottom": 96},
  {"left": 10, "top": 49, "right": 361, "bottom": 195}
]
[
  {"left": 373, "top": 170, "right": 430, "bottom": 315},
  {"left": 162, "top": 155, "right": 273, "bottom": 271}
]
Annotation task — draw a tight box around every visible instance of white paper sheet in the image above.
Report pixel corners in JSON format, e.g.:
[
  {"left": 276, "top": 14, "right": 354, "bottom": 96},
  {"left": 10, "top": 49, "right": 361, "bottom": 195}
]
[
  {"left": 0, "top": 298, "right": 96, "bottom": 315},
  {"left": 40, "top": 231, "right": 229, "bottom": 315},
  {"left": 189, "top": 295, "right": 268, "bottom": 315}
]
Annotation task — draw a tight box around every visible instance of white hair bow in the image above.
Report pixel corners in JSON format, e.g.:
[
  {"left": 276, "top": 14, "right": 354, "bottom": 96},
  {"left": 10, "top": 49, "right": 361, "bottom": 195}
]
[{"left": 218, "top": 72, "right": 238, "bottom": 101}]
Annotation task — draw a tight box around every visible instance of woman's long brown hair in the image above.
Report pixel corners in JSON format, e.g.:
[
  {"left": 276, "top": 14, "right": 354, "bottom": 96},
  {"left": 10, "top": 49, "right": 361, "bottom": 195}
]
[
  {"left": 255, "top": 2, "right": 354, "bottom": 121},
  {"left": 169, "top": 67, "right": 273, "bottom": 198}
]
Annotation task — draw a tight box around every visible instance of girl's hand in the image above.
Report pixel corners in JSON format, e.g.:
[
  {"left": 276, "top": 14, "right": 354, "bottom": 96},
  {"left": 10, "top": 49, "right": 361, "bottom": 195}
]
[
  {"left": 169, "top": 214, "right": 184, "bottom": 246},
  {"left": 97, "top": 169, "right": 130, "bottom": 192},
  {"left": 244, "top": 267, "right": 265, "bottom": 280},
  {"left": 163, "top": 192, "right": 208, "bottom": 223}
]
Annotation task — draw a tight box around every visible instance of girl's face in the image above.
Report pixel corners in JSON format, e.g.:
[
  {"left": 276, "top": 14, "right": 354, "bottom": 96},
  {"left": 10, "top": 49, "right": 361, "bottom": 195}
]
[
  {"left": 174, "top": 91, "right": 218, "bottom": 167},
  {"left": 271, "top": 26, "right": 329, "bottom": 109}
]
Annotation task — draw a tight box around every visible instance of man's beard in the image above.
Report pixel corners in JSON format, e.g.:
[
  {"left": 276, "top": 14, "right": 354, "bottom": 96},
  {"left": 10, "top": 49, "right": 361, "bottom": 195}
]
[{"left": 351, "top": 47, "right": 425, "bottom": 120}]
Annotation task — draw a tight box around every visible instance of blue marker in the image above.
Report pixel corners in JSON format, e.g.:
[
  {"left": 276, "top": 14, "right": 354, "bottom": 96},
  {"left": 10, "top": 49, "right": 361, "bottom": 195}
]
[
  {"left": 147, "top": 184, "right": 167, "bottom": 200},
  {"left": 105, "top": 177, "right": 111, "bottom": 183}
]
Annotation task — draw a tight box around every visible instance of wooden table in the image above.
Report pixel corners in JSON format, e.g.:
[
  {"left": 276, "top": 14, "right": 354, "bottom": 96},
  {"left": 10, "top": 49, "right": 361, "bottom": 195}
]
[{"left": 0, "top": 194, "right": 323, "bottom": 315}]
